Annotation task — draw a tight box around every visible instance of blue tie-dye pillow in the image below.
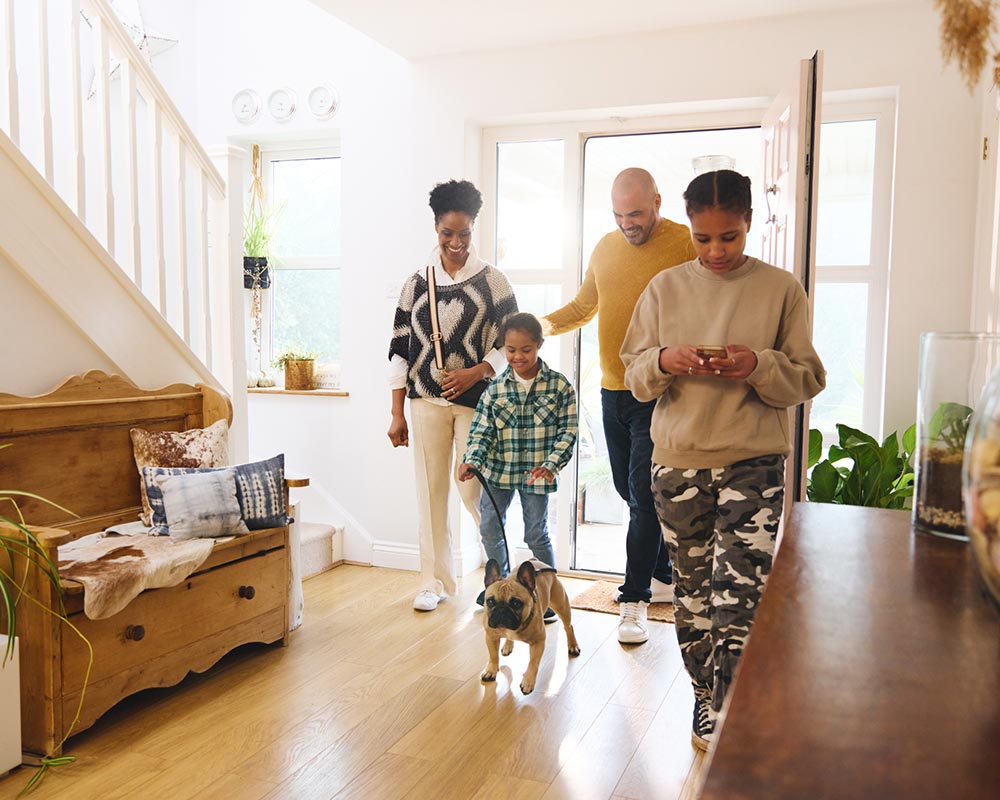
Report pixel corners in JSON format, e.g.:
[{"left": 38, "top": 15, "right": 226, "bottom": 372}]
[
  {"left": 142, "top": 454, "right": 288, "bottom": 536},
  {"left": 155, "top": 468, "right": 250, "bottom": 540}
]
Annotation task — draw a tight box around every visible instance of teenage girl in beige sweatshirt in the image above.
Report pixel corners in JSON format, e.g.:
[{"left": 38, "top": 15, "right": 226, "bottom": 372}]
[{"left": 620, "top": 169, "right": 826, "bottom": 751}]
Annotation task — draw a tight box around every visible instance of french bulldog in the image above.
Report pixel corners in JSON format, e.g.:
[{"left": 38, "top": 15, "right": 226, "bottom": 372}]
[{"left": 481, "top": 558, "right": 581, "bottom": 695}]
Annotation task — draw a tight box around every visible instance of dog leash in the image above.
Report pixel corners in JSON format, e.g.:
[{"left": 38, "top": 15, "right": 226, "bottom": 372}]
[{"left": 467, "top": 465, "right": 513, "bottom": 574}]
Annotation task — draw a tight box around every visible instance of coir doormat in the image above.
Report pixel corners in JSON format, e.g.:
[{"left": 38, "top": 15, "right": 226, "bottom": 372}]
[{"left": 570, "top": 580, "right": 675, "bottom": 623}]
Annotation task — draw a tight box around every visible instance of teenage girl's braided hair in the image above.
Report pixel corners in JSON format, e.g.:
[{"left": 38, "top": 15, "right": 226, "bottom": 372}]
[{"left": 683, "top": 169, "right": 752, "bottom": 221}]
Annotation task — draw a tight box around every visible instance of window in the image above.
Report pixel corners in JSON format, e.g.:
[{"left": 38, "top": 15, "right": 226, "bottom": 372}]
[
  {"left": 256, "top": 146, "right": 342, "bottom": 372},
  {"left": 810, "top": 107, "right": 893, "bottom": 442}
]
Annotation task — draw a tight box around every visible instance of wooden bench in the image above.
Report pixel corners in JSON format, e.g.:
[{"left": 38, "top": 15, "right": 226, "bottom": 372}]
[
  {"left": 0, "top": 371, "right": 292, "bottom": 758},
  {"left": 699, "top": 502, "right": 1000, "bottom": 799}
]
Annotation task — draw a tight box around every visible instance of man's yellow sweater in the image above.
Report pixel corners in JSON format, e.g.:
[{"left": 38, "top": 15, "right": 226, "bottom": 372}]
[{"left": 542, "top": 217, "right": 696, "bottom": 390}]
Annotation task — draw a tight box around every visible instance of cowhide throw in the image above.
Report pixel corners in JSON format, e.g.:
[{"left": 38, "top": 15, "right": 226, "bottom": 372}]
[{"left": 58, "top": 532, "right": 215, "bottom": 620}]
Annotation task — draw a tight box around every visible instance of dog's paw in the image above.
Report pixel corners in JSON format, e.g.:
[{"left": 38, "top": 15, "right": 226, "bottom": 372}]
[
  {"left": 481, "top": 666, "right": 498, "bottom": 682},
  {"left": 519, "top": 677, "right": 535, "bottom": 695},
  {"left": 568, "top": 644, "right": 581, "bottom": 656},
  {"left": 501, "top": 640, "right": 514, "bottom": 657}
]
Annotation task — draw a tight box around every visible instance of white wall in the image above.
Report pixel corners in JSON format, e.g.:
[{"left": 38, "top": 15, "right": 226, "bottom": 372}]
[
  {"left": 123, "top": 0, "right": 981, "bottom": 563},
  {"left": 407, "top": 2, "right": 980, "bottom": 440},
  {"left": 0, "top": 254, "right": 118, "bottom": 396}
]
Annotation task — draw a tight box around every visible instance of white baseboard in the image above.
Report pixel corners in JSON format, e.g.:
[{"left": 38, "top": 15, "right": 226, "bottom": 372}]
[
  {"left": 371, "top": 539, "right": 484, "bottom": 577},
  {"left": 371, "top": 540, "right": 419, "bottom": 571}
]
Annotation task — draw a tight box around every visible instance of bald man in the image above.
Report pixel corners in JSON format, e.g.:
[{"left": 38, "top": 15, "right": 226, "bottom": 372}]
[{"left": 542, "top": 168, "right": 696, "bottom": 645}]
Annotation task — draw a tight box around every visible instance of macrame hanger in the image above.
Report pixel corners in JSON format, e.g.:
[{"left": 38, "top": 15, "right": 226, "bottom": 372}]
[{"left": 248, "top": 143, "right": 266, "bottom": 219}]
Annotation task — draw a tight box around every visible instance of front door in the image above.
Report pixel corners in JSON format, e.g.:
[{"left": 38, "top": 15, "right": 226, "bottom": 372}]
[{"left": 761, "top": 51, "right": 824, "bottom": 505}]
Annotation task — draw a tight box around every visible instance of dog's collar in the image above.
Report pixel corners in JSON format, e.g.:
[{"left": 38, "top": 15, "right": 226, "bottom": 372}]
[{"left": 517, "top": 591, "right": 540, "bottom": 631}]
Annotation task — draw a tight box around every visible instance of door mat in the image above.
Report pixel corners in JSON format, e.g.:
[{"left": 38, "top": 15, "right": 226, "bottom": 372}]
[{"left": 570, "top": 581, "right": 675, "bottom": 623}]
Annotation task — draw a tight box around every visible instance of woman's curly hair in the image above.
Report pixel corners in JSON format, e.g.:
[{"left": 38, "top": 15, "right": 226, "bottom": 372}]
[{"left": 429, "top": 180, "right": 484, "bottom": 222}]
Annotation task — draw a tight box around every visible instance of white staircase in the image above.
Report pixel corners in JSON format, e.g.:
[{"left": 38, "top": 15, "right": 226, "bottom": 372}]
[
  {"left": 300, "top": 522, "right": 344, "bottom": 578},
  {"left": 0, "top": 0, "right": 244, "bottom": 405}
]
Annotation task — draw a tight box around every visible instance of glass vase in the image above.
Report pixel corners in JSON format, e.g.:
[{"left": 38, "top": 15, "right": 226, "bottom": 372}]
[
  {"left": 965, "top": 364, "right": 1000, "bottom": 611},
  {"left": 914, "top": 332, "right": 1000, "bottom": 539}
]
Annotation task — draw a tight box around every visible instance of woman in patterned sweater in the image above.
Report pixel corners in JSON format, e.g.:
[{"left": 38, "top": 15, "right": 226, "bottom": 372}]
[{"left": 387, "top": 180, "right": 518, "bottom": 612}]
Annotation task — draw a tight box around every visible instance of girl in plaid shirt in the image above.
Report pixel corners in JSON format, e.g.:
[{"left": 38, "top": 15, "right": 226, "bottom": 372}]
[{"left": 459, "top": 313, "right": 578, "bottom": 598}]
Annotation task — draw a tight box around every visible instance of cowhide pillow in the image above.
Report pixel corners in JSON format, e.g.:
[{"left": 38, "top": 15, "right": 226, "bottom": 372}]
[{"left": 130, "top": 419, "right": 229, "bottom": 525}]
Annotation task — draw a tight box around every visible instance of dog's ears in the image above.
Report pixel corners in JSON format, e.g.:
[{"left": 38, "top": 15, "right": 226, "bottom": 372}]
[
  {"left": 484, "top": 559, "right": 503, "bottom": 588},
  {"left": 516, "top": 560, "right": 537, "bottom": 593}
]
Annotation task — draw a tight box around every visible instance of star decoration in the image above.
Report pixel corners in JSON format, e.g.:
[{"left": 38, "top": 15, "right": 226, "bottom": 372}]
[{"left": 82, "top": 0, "right": 177, "bottom": 99}]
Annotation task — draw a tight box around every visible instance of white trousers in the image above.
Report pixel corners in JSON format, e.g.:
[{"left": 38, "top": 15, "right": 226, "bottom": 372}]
[{"left": 410, "top": 399, "right": 482, "bottom": 596}]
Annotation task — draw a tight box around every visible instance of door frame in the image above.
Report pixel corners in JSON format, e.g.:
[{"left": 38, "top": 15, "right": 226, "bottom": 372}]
[{"left": 480, "top": 108, "right": 769, "bottom": 573}]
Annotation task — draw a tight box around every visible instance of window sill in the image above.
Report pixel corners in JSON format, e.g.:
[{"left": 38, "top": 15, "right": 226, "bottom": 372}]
[{"left": 247, "top": 388, "right": 350, "bottom": 397}]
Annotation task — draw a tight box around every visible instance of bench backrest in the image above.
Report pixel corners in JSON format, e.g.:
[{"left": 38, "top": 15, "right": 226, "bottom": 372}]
[{"left": 0, "top": 371, "right": 231, "bottom": 538}]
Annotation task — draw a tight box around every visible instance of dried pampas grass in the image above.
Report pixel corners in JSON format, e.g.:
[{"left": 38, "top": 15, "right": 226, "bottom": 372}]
[{"left": 936, "top": 0, "right": 999, "bottom": 90}]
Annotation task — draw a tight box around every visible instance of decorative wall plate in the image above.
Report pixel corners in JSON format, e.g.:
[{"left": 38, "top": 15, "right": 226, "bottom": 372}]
[
  {"left": 267, "top": 87, "right": 297, "bottom": 122},
  {"left": 232, "top": 88, "right": 261, "bottom": 124},
  {"left": 308, "top": 84, "right": 340, "bottom": 120}
]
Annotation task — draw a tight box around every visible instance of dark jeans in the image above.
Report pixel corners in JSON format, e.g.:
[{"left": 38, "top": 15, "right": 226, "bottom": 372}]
[{"left": 602, "top": 388, "right": 672, "bottom": 603}]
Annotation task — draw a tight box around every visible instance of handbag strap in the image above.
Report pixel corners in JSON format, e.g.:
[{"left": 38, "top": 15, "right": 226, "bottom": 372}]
[{"left": 425, "top": 264, "right": 445, "bottom": 371}]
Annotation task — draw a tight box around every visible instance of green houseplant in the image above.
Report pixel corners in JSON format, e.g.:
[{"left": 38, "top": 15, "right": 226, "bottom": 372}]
[
  {"left": 1, "top": 444, "right": 87, "bottom": 795},
  {"left": 807, "top": 423, "right": 917, "bottom": 509},
  {"left": 272, "top": 349, "right": 318, "bottom": 391},
  {"left": 242, "top": 201, "right": 284, "bottom": 289}
]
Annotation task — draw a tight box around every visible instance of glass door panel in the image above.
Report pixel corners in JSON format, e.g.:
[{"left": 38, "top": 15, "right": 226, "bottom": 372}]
[{"left": 575, "top": 126, "right": 761, "bottom": 574}]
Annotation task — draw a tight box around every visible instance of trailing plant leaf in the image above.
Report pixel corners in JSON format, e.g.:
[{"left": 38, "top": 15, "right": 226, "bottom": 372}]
[
  {"left": 0, "top": 444, "right": 92, "bottom": 794},
  {"left": 808, "top": 429, "right": 824, "bottom": 469},
  {"left": 807, "top": 422, "right": 917, "bottom": 509}
]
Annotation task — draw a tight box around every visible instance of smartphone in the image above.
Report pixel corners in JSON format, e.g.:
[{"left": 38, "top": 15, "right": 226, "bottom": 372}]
[{"left": 695, "top": 345, "right": 728, "bottom": 361}]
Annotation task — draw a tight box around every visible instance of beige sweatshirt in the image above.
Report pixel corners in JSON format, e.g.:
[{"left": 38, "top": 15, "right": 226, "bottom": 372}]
[{"left": 621, "top": 257, "right": 826, "bottom": 469}]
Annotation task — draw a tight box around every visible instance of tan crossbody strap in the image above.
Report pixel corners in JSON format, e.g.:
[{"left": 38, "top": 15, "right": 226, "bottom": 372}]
[{"left": 426, "top": 265, "right": 445, "bottom": 370}]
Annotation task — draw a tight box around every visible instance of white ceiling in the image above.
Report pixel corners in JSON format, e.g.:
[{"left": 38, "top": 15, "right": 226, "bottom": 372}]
[{"left": 307, "top": 0, "right": 904, "bottom": 60}]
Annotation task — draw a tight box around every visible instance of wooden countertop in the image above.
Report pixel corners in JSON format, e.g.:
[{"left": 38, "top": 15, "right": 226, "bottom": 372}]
[{"left": 699, "top": 502, "right": 1000, "bottom": 800}]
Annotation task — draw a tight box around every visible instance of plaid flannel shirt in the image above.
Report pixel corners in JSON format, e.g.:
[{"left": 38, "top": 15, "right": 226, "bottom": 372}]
[{"left": 463, "top": 359, "right": 578, "bottom": 494}]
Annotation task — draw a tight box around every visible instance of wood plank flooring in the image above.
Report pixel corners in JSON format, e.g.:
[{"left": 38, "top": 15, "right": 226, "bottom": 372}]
[{"left": 0, "top": 566, "right": 705, "bottom": 800}]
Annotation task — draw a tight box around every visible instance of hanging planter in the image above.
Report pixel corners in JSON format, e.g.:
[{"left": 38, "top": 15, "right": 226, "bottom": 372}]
[{"left": 243, "top": 256, "right": 270, "bottom": 289}]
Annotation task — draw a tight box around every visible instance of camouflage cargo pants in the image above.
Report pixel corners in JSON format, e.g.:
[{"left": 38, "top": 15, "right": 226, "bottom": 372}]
[{"left": 651, "top": 454, "right": 785, "bottom": 712}]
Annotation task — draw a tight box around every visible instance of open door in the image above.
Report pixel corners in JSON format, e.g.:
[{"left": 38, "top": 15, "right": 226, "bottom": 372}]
[{"left": 761, "top": 51, "right": 823, "bottom": 505}]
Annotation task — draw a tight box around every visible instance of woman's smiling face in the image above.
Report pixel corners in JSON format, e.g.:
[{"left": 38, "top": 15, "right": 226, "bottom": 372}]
[
  {"left": 436, "top": 211, "right": 474, "bottom": 268},
  {"left": 689, "top": 207, "right": 752, "bottom": 275}
]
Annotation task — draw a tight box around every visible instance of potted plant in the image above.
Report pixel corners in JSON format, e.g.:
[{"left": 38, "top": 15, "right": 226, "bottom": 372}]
[
  {"left": 273, "top": 350, "right": 319, "bottom": 390},
  {"left": 914, "top": 401, "right": 973, "bottom": 537},
  {"left": 244, "top": 197, "right": 285, "bottom": 387},
  {"left": 242, "top": 201, "right": 282, "bottom": 290},
  {"left": 807, "top": 423, "right": 917, "bottom": 509},
  {"left": 1, "top": 444, "right": 81, "bottom": 792}
]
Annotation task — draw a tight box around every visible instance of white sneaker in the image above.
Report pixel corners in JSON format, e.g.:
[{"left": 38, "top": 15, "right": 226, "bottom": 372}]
[
  {"left": 413, "top": 590, "right": 440, "bottom": 611},
  {"left": 618, "top": 602, "right": 649, "bottom": 644},
  {"left": 650, "top": 578, "right": 674, "bottom": 604}
]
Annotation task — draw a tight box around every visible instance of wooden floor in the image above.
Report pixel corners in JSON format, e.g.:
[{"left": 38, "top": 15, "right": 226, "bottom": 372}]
[{"left": 0, "top": 566, "right": 705, "bottom": 800}]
